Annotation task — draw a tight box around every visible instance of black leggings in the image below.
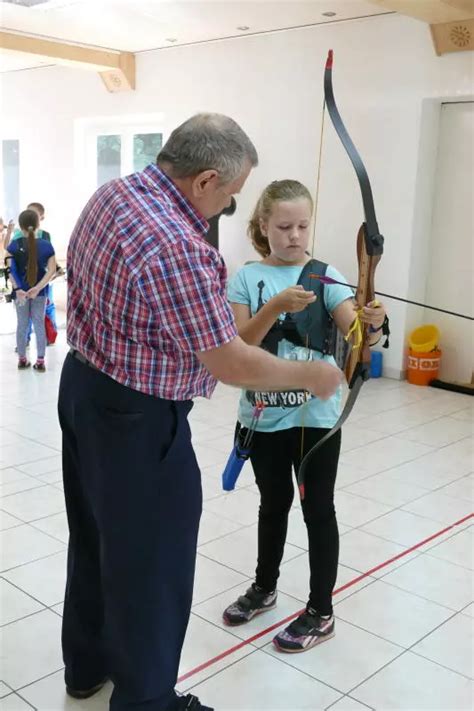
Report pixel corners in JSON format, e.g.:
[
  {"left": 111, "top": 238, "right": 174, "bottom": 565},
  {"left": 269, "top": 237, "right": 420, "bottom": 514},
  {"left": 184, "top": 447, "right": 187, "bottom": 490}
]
[{"left": 249, "top": 427, "right": 341, "bottom": 616}]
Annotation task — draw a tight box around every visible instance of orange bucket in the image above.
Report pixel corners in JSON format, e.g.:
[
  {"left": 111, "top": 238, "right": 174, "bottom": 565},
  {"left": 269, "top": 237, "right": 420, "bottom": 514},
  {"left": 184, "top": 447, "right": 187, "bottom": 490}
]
[{"left": 407, "top": 348, "right": 442, "bottom": 386}]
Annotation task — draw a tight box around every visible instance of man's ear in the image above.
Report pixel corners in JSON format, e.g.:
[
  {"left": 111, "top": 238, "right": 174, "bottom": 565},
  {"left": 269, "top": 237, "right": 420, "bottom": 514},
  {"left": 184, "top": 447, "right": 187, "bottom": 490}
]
[{"left": 192, "top": 170, "right": 219, "bottom": 197}]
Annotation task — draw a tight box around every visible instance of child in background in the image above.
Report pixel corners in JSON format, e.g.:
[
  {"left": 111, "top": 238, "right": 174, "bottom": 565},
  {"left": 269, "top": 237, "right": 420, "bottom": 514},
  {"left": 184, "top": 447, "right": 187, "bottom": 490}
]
[
  {"left": 6, "top": 209, "right": 56, "bottom": 371},
  {"left": 11, "top": 202, "right": 52, "bottom": 244},
  {"left": 222, "top": 180, "right": 386, "bottom": 653},
  {"left": 11, "top": 202, "right": 58, "bottom": 342},
  {"left": 1, "top": 217, "right": 15, "bottom": 251}
]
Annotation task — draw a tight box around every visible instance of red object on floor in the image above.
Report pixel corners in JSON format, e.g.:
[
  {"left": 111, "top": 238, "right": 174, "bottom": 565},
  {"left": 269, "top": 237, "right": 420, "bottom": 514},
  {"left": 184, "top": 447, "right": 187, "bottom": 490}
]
[{"left": 45, "top": 314, "right": 57, "bottom": 345}]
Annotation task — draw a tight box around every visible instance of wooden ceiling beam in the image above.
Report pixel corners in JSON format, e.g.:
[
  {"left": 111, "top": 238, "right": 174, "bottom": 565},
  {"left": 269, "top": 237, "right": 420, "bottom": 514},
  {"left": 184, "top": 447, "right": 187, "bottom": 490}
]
[
  {"left": 369, "top": 0, "right": 474, "bottom": 55},
  {"left": 441, "top": 0, "right": 474, "bottom": 15},
  {"left": 0, "top": 31, "right": 135, "bottom": 92},
  {"left": 369, "top": 0, "right": 474, "bottom": 23},
  {"left": 431, "top": 17, "right": 474, "bottom": 54}
]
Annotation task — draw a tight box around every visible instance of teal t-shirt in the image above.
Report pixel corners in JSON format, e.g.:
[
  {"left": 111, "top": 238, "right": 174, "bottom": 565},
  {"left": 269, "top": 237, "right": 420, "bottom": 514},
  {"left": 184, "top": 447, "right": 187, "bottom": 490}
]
[
  {"left": 12, "top": 228, "right": 50, "bottom": 242},
  {"left": 228, "top": 261, "right": 354, "bottom": 432}
]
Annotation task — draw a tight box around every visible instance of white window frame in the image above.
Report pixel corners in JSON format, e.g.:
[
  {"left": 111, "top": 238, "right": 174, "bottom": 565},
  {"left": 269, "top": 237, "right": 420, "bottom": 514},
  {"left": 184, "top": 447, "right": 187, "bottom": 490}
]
[
  {"left": 74, "top": 114, "right": 165, "bottom": 207},
  {"left": 0, "top": 137, "right": 20, "bottom": 222}
]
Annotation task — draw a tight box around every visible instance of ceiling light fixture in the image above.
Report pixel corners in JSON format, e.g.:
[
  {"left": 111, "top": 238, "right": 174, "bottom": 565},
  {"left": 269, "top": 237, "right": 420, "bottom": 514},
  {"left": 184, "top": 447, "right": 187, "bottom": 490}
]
[
  {"left": 2, "top": 1, "right": 50, "bottom": 6},
  {"left": 165, "top": 38, "right": 177, "bottom": 43},
  {"left": 2, "top": 0, "right": 82, "bottom": 7},
  {"left": 322, "top": 11, "right": 337, "bottom": 17},
  {"left": 237, "top": 25, "right": 250, "bottom": 31}
]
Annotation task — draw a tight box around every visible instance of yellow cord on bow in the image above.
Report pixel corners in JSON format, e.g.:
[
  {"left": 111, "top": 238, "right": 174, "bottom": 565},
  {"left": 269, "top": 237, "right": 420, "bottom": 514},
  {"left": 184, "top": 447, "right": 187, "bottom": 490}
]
[
  {"left": 345, "top": 299, "right": 381, "bottom": 350},
  {"left": 345, "top": 310, "right": 363, "bottom": 349}
]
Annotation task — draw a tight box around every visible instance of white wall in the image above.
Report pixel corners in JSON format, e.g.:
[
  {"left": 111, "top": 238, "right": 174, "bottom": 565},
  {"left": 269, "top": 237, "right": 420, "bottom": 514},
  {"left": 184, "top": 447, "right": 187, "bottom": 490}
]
[
  {"left": 425, "top": 102, "right": 473, "bottom": 383},
  {"left": 1, "top": 13, "right": 473, "bottom": 377}
]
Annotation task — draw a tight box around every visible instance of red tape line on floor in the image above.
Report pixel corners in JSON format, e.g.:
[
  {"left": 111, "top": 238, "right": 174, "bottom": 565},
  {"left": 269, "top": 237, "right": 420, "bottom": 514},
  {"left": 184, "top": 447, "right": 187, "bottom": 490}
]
[{"left": 178, "top": 511, "right": 473, "bottom": 684}]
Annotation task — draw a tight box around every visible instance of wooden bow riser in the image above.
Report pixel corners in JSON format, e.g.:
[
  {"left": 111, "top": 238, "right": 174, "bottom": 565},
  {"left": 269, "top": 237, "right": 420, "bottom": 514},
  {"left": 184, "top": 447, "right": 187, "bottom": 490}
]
[{"left": 345, "top": 223, "right": 382, "bottom": 385}]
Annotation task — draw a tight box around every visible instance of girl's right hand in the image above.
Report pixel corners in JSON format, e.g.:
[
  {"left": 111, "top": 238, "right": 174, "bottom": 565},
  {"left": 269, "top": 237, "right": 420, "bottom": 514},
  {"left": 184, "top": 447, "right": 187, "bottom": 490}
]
[{"left": 271, "top": 286, "right": 316, "bottom": 314}]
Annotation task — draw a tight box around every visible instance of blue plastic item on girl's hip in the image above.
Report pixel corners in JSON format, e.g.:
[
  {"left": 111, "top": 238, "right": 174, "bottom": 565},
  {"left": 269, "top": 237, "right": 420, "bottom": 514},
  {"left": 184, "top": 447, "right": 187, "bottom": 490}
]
[
  {"left": 222, "top": 445, "right": 250, "bottom": 491},
  {"left": 370, "top": 350, "right": 383, "bottom": 378}
]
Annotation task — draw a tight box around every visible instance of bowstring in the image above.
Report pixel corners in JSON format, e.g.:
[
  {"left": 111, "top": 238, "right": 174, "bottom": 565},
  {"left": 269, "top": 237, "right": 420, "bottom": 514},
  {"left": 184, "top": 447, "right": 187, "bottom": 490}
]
[{"left": 300, "top": 95, "right": 327, "bottom": 463}]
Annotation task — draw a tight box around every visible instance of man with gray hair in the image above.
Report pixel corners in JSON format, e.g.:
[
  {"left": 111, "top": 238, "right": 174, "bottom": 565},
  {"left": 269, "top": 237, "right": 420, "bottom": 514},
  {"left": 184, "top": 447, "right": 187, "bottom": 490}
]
[{"left": 59, "top": 113, "right": 342, "bottom": 711}]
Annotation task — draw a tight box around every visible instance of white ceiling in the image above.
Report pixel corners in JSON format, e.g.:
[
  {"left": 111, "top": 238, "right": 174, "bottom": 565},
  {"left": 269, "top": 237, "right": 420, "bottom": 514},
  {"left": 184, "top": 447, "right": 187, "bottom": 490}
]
[{"left": 0, "top": 0, "right": 391, "bottom": 73}]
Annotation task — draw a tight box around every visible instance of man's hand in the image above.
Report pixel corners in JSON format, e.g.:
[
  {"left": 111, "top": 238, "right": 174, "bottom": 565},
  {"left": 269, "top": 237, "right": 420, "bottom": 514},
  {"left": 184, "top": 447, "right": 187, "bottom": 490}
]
[{"left": 304, "top": 360, "right": 344, "bottom": 400}]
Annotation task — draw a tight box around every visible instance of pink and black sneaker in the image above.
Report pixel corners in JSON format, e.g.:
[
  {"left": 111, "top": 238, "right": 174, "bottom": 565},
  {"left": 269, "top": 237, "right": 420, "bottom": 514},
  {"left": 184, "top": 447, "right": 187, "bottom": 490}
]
[
  {"left": 33, "top": 358, "right": 46, "bottom": 372},
  {"left": 273, "top": 607, "right": 335, "bottom": 653},
  {"left": 223, "top": 583, "right": 277, "bottom": 625}
]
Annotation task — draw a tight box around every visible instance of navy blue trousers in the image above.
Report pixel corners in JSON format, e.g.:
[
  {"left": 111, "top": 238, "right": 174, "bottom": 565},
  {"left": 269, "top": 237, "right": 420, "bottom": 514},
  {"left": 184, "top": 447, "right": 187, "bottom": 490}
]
[{"left": 58, "top": 354, "right": 202, "bottom": 710}]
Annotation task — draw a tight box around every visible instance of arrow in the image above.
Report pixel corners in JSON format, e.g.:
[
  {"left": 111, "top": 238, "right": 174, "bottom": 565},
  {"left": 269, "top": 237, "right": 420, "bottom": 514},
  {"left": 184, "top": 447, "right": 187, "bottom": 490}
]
[{"left": 309, "top": 274, "right": 474, "bottom": 321}]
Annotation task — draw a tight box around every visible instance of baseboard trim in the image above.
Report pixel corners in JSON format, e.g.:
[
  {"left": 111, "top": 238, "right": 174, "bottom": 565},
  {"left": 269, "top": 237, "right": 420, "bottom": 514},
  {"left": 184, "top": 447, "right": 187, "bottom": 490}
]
[{"left": 383, "top": 366, "right": 405, "bottom": 381}]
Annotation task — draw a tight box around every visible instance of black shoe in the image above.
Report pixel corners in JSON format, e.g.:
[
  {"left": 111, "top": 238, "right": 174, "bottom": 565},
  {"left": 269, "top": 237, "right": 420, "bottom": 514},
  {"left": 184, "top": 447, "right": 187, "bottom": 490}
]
[
  {"left": 223, "top": 583, "right": 277, "bottom": 625},
  {"left": 175, "top": 694, "right": 214, "bottom": 711},
  {"left": 66, "top": 678, "right": 107, "bottom": 699}
]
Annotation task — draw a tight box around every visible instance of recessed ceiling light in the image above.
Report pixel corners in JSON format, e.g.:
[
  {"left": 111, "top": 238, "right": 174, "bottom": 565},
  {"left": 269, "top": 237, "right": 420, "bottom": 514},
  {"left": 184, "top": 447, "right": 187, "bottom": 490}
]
[
  {"left": 165, "top": 38, "right": 177, "bottom": 43},
  {"left": 322, "top": 11, "right": 337, "bottom": 17},
  {"left": 2, "top": 1, "right": 51, "bottom": 6},
  {"left": 237, "top": 25, "right": 250, "bottom": 31}
]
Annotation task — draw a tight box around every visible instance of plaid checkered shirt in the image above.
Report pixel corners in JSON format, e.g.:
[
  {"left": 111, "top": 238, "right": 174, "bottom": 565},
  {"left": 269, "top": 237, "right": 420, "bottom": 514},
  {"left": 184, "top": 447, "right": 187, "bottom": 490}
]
[{"left": 67, "top": 164, "right": 237, "bottom": 400}]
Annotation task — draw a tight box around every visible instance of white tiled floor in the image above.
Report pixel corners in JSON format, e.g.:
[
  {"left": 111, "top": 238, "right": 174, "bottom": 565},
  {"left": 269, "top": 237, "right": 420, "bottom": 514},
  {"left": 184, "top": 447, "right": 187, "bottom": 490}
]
[{"left": 0, "top": 330, "right": 473, "bottom": 711}]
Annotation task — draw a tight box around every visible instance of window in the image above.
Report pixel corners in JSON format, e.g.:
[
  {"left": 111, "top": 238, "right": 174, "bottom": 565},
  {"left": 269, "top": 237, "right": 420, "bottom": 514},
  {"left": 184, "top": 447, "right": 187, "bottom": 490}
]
[
  {"left": 1, "top": 139, "right": 20, "bottom": 221},
  {"left": 97, "top": 135, "right": 121, "bottom": 187},
  {"left": 133, "top": 133, "right": 163, "bottom": 172},
  {"left": 75, "top": 115, "right": 165, "bottom": 205},
  {"left": 95, "top": 131, "right": 163, "bottom": 187}
]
